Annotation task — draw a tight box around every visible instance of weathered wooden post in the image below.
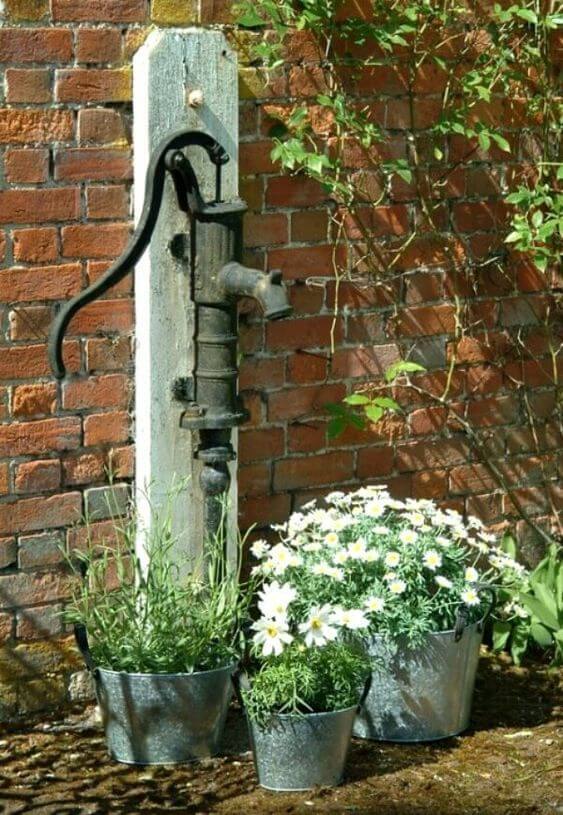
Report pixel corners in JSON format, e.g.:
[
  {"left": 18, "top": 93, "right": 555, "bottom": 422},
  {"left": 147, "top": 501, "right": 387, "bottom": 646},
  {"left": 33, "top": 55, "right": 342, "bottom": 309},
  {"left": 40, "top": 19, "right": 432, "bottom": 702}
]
[{"left": 132, "top": 30, "right": 240, "bottom": 571}]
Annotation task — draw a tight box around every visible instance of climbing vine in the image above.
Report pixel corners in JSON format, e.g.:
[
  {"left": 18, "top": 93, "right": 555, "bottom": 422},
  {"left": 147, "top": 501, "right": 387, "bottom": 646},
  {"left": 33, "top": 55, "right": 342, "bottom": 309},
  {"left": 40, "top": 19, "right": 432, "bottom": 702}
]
[{"left": 236, "top": 0, "right": 562, "bottom": 547}]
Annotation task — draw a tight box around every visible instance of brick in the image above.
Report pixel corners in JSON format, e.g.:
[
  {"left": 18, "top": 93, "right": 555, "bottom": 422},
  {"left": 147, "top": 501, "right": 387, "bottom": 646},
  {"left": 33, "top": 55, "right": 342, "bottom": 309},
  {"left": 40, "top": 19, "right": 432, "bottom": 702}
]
[
  {"left": 341, "top": 205, "right": 410, "bottom": 240},
  {"left": 409, "top": 406, "right": 448, "bottom": 436},
  {"left": 331, "top": 345, "right": 401, "bottom": 379},
  {"left": 13, "top": 228, "right": 58, "bottom": 263},
  {"left": 239, "top": 357, "right": 285, "bottom": 390},
  {"left": 288, "top": 421, "right": 326, "bottom": 453},
  {"left": 55, "top": 149, "right": 132, "bottom": 182},
  {"left": 5, "top": 69, "right": 50, "bottom": 103},
  {"left": 110, "top": 445, "right": 134, "bottom": 479},
  {"left": 452, "top": 200, "right": 509, "bottom": 232},
  {"left": 267, "top": 245, "right": 346, "bottom": 282},
  {"left": 288, "top": 352, "right": 328, "bottom": 384},
  {"left": 405, "top": 272, "right": 443, "bottom": 305},
  {"left": 0, "top": 465, "right": 8, "bottom": 496},
  {"left": 466, "top": 366, "right": 503, "bottom": 395},
  {"left": 391, "top": 304, "right": 457, "bottom": 337},
  {"left": 346, "top": 314, "right": 385, "bottom": 344},
  {"left": 62, "top": 451, "right": 105, "bottom": 485},
  {"left": 244, "top": 213, "right": 288, "bottom": 247},
  {"left": 501, "top": 296, "right": 547, "bottom": 327},
  {"left": 87, "top": 260, "right": 132, "bottom": 296},
  {"left": 2, "top": 263, "right": 82, "bottom": 303},
  {"left": 289, "top": 283, "right": 324, "bottom": 316},
  {"left": 467, "top": 395, "right": 519, "bottom": 427},
  {"left": 18, "top": 531, "right": 64, "bottom": 569},
  {"left": 268, "top": 383, "right": 345, "bottom": 422},
  {"left": 0, "top": 613, "right": 14, "bottom": 644},
  {"left": 85, "top": 483, "right": 129, "bottom": 521},
  {"left": 12, "top": 383, "right": 56, "bottom": 417},
  {"left": 0, "top": 538, "right": 17, "bottom": 569},
  {"left": 4, "top": 0, "right": 49, "bottom": 21},
  {"left": 274, "top": 451, "right": 354, "bottom": 491},
  {"left": 87, "top": 185, "right": 129, "bottom": 219},
  {"left": 326, "top": 280, "right": 394, "bottom": 310},
  {"left": 0, "top": 109, "right": 73, "bottom": 144},
  {"left": 16, "top": 604, "right": 63, "bottom": 639},
  {"left": 76, "top": 27, "right": 122, "bottom": 63},
  {"left": 19, "top": 676, "right": 68, "bottom": 712},
  {"left": 61, "top": 223, "right": 130, "bottom": 258},
  {"left": 151, "top": 0, "right": 198, "bottom": 23},
  {"left": 52, "top": 0, "right": 147, "bottom": 21},
  {"left": 0, "top": 417, "right": 80, "bottom": 457},
  {"left": 0, "top": 189, "right": 79, "bottom": 226},
  {"left": 449, "top": 463, "right": 496, "bottom": 495},
  {"left": 0, "top": 28, "right": 72, "bottom": 62},
  {"left": 238, "top": 141, "right": 278, "bottom": 176},
  {"left": 56, "top": 68, "right": 132, "bottom": 104},
  {"left": 412, "top": 470, "right": 448, "bottom": 499},
  {"left": 86, "top": 337, "right": 131, "bottom": 372},
  {"left": 0, "top": 342, "right": 79, "bottom": 380},
  {"left": 15, "top": 460, "right": 61, "bottom": 494},
  {"left": 78, "top": 108, "right": 127, "bottom": 144},
  {"left": 83, "top": 411, "right": 130, "bottom": 446},
  {"left": 4, "top": 149, "right": 49, "bottom": 183},
  {"left": 396, "top": 439, "right": 469, "bottom": 472},
  {"left": 0, "top": 638, "right": 79, "bottom": 676},
  {"left": 266, "top": 176, "right": 328, "bottom": 208},
  {"left": 267, "top": 315, "right": 342, "bottom": 351},
  {"left": 67, "top": 299, "right": 133, "bottom": 336},
  {"left": 239, "top": 493, "right": 291, "bottom": 529},
  {"left": 291, "top": 210, "right": 328, "bottom": 243},
  {"left": 62, "top": 374, "right": 130, "bottom": 411},
  {"left": 356, "top": 446, "right": 394, "bottom": 479},
  {"left": 240, "top": 428, "right": 285, "bottom": 463},
  {"left": 0, "top": 492, "right": 81, "bottom": 535}
]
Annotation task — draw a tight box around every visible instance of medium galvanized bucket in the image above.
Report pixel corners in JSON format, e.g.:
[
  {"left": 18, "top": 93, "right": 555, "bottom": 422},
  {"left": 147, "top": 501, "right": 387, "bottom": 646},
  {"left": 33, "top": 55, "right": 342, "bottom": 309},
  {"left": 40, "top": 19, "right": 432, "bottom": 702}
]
[
  {"left": 354, "top": 622, "right": 483, "bottom": 742},
  {"left": 248, "top": 706, "right": 357, "bottom": 791},
  {"left": 95, "top": 663, "right": 235, "bottom": 764}
]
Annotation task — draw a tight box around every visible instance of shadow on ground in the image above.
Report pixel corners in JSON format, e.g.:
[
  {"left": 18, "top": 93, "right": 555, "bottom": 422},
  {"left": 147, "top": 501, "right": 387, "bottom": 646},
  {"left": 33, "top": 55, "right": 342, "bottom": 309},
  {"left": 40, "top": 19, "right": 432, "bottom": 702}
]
[{"left": 0, "top": 650, "right": 561, "bottom": 815}]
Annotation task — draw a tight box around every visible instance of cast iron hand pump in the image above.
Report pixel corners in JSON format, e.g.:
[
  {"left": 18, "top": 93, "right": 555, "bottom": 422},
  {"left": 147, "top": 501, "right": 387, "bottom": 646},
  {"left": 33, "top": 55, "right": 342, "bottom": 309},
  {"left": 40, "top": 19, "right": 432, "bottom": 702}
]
[{"left": 49, "top": 127, "right": 292, "bottom": 539}]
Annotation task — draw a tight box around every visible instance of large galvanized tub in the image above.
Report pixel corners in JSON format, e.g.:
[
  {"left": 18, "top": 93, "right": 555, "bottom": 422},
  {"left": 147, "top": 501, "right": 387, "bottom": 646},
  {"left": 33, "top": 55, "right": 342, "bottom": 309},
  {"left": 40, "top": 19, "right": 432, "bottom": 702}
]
[
  {"left": 248, "top": 706, "right": 357, "bottom": 791},
  {"left": 95, "top": 663, "right": 235, "bottom": 764},
  {"left": 354, "top": 622, "right": 483, "bottom": 742}
]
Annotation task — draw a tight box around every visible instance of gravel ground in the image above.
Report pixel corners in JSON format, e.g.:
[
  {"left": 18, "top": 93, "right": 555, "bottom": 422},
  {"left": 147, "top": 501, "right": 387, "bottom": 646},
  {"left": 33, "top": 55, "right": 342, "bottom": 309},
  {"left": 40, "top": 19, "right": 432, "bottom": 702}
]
[{"left": 0, "top": 650, "right": 561, "bottom": 815}]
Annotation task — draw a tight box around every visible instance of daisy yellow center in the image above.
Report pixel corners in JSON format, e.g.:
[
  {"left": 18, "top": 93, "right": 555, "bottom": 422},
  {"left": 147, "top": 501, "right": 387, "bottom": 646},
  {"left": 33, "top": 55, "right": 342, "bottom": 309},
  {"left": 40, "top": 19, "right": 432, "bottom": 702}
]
[
  {"left": 267, "top": 624, "right": 279, "bottom": 637},
  {"left": 311, "top": 618, "right": 322, "bottom": 630}
]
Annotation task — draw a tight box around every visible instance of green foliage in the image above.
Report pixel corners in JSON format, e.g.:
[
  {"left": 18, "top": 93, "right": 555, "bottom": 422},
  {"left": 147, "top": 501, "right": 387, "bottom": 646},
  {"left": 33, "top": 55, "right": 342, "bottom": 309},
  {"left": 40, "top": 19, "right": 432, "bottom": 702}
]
[
  {"left": 64, "top": 490, "right": 254, "bottom": 674},
  {"left": 242, "top": 640, "right": 370, "bottom": 724},
  {"left": 492, "top": 536, "right": 563, "bottom": 666},
  {"left": 505, "top": 171, "right": 563, "bottom": 272}
]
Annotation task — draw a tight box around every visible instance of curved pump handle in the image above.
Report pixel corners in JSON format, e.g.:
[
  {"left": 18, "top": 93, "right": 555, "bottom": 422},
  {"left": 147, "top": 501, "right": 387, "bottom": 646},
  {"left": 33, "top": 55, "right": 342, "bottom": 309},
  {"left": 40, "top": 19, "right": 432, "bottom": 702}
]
[{"left": 48, "top": 129, "right": 230, "bottom": 379}]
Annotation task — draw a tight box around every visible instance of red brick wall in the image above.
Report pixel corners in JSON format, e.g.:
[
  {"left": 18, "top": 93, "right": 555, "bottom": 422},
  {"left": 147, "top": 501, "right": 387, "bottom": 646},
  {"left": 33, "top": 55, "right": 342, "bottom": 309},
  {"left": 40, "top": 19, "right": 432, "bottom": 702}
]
[{"left": 0, "top": 2, "right": 560, "bottom": 716}]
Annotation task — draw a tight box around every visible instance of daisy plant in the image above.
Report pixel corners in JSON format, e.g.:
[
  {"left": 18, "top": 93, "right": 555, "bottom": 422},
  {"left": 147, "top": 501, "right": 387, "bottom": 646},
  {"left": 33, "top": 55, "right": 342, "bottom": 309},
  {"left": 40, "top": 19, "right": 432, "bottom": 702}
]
[{"left": 248, "top": 486, "right": 527, "bottom": 655}]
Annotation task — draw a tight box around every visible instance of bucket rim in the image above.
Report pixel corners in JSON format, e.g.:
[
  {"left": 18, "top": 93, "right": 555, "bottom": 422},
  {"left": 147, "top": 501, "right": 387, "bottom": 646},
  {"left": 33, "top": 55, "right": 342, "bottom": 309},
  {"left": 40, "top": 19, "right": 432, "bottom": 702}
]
[
  {"left": 95, "top": 661, "right": 237, "bottom": 679},
  {"left": 366, "top": 620, "right": 482, "bottom": 642},
  {"left": 248, "top": 704, "right": 358, "bottom": 725}
]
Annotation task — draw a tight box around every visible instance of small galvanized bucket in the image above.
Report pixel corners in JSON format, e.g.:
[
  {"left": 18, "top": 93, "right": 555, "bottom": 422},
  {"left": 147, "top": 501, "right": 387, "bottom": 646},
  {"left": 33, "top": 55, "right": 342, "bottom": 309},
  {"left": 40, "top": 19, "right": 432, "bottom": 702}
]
[
  {"left": 75, "top": 625, "right": 235, "bottom": 764},
  {"left": 235, "top": 671, "right": 371, "bottom": 791},
  {"left": 354, "top": 621, "right": 483, "bottom": 742}
]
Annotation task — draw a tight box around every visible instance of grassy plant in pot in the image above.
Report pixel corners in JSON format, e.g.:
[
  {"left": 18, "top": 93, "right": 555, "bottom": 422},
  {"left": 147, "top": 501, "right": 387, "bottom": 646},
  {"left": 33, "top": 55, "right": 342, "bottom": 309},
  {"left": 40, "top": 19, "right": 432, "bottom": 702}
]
[
  {"left": 258, "top": 487, "right": 526, "bottom": 743},
  {"left": 65, "top": 494, "right": 252, "bottom": 765},
  {"left": 238, "top": 540, "right": 371, "bottom": 791}
]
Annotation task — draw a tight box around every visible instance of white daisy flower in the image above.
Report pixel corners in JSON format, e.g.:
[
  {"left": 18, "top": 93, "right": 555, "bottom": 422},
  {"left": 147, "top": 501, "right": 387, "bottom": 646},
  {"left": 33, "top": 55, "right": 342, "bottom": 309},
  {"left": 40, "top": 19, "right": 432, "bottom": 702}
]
[
  {"left": 388, "top": 499, "right": 405, "bottom": 510},
  {"left": 389, "top": 579, "right": 407, "bottom": 595},
  {"left": 383, "top": 571, "right": 397, "bottom": 582},
  {"left": 348, "top": 538, "right": 367, "bottom": 560},
  {"left": 327, "top": 491, "right": 345, "bottom": 504},
  {"left": 352, "top": 506, "right": 363, "bottom": 516},
  {"left": 326, "top": 566, "right": 344, "bottom": 581},
  {"left": 384, "top": 550, "right": 401, "bottom": 568},
  {"left": 288, "top": 513, "right": 308, "bottom": 533},
  {"left": 399, "top": 528, "right": 418, "bottom": 545},
  {"left": 258, "top": 581, "right": 296, "bottom": 620},
  {"left": 364, "top": 549, "right": 379, "bottom": 562},
  {"left": 465, "top": 566, "right": 479, "bottom": 583},
  {"left": 374, "top": 525, "right": 390, "bottom": 535},
  {"left": 303, "top": 541, "right": 322, "bottom": 553},
  {"left": 461, "top": 587, "right": 480, "bottom": 606},
  {"left": 407, "top": 511, "right": 425, "bottom": 527},
  {"left": 436, "top": 535, "right": 450, "bottom": 547},
  {"left": 324, "top": 531, "right": 340, "bottom": 548},
  {"left": 252, "top": 617, "right": 293, "bottom": 657},
  {"left": 365, "top": 498, "right": 386, "bottom": 518},
  {"left": 299, "top": 605, "right": 338, "bottom": 647},
  {"left": 423, "top": 549, "right": 442, "bottom": 571},
  {"left": 333, "top": 549, "right": 349, "bottom": 565},
  {"left": 250, "top": 539, "right": 269, "bottom": 559},
  {"left": 312, "top": 562, "right": 332, "bottom": 577},
  {"left": 269, "top": 543, "right": 293, "bottom": 574},
  {"left": 333, "top": 607, "right": 369, "bottom": 630},
  {"left": 365, "top": 596, "right": 385, "bottom": 613},
  {"left": 435, "top": 575, "right": 453, "bottom": 589}
]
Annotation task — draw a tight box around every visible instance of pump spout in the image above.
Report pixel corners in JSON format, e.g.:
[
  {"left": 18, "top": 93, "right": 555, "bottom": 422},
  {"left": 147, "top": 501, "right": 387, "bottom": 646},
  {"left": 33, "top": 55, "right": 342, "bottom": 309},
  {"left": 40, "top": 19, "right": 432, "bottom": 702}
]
[{"left": 219, "top": 262, "right": 292, "bottom": 320}]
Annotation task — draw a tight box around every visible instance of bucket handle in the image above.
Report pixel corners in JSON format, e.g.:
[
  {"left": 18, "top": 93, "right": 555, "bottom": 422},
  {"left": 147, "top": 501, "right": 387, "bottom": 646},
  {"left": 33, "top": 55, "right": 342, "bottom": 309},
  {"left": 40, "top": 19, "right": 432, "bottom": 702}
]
[
  {"left": 231, "top": 664, "right": 247, "bottom": 708},
  {"left": 74, "top": 623, "right": 99, "bottom": 678},
  {"left": 454, "top": 585, "right": 496, "bottom": 642},
  {"left": 357, "top": 672, "right": 372, "bottom": 712}
]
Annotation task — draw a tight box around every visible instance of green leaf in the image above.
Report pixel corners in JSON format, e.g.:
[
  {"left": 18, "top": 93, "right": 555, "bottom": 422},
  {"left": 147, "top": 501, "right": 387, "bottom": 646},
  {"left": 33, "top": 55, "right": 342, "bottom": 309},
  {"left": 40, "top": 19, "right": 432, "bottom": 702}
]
[
  {"left": 491, "top": 133, "right": 511, "bottom": 153},
  {"left": 327, "top": 417, "right": 346, "bottom": 439},
  {"left": 384, "top": 360, "right": 426, "bottom": 383},
  {"left": 519, "top": 592, "right": 558, "bottom": 632},
  {"left": 501, "top": 532, "right": 517, "bottom": 559},
  {"left": 516, "top": 8, "right": 538, "bottom": 24},
  {"left": 237, "top": 8, "right": 265, "bottom": 26},
  {"left": 364, "top": 404, "right": 383, "bottom": 423},
  {"left": 344, "top": 394, "right": 371, "bottom": 406},
  {"left": 505, "top": 231, "right": 522, "bottom": 244},
  {"left": 478, "top": 131, "right": 491, "bottom": 151},
  {"left": 492, "top": 620, "right": 511, "bottom": 651},
  {"left": 530, "top": 622, "right": 554, "bottom": 648},
  {"left": 371, "top": 396, "right": 401, "bottom": 411},
  {"left": 510, "top": 623, "right": 530, "bottom": 665},
  {"left": 434, "top": 146, "right": 444, "bottom": 161}
]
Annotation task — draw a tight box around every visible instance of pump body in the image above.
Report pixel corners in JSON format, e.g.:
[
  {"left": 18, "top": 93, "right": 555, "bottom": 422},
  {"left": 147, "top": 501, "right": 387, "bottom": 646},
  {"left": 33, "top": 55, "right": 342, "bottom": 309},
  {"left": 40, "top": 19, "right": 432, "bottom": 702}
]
[{"left": 49, "top": 128, "right": 292, "bottom": 541}]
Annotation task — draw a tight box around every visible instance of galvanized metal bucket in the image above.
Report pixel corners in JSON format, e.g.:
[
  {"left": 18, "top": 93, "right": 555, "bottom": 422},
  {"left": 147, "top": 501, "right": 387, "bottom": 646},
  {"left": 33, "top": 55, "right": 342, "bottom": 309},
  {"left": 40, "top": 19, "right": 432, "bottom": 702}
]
[
  {"left": 248, "top": 706, "right": 357, "bottom": 791},
  {"left": 95, "top": 663, "right": 235, "bottom": 764},
  {"left": 354, "top": 622, "right": 483, "bottom": 742}
]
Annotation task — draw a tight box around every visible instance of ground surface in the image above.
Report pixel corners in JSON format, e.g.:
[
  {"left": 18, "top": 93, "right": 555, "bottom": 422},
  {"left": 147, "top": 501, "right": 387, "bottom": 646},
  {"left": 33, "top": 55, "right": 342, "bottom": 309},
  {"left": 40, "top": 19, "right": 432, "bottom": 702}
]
[{"left": 0, "top": 651, "right": 561, "bottom": 815}]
